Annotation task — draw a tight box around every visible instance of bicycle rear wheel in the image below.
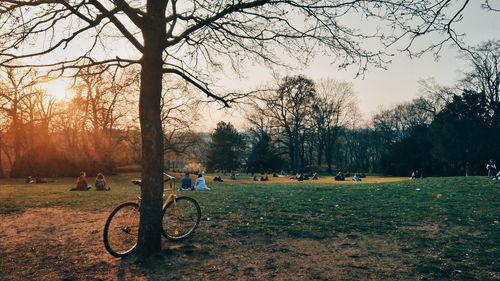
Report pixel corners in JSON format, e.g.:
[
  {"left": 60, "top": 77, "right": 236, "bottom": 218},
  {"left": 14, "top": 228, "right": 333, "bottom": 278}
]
[
  {"left": 103, "top": 202, "right": 140, "bottom": 257},
  {"left": 162, "top": 196, "right": 201, "bottom": 241}
]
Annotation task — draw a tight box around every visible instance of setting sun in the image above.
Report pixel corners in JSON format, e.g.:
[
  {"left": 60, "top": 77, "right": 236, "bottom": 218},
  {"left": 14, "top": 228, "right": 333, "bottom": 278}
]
[{"left": 42, "top": 77, "right": 74, "bottom": 100}]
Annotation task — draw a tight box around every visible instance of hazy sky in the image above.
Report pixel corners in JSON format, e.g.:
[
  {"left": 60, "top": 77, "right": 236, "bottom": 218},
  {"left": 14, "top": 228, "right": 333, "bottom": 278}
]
[
  {"left": 16, "top": 2, "right": 499, "bottom": 131},
  {"left": 202, "top": 2, "right": 500, "bottom": 130}
]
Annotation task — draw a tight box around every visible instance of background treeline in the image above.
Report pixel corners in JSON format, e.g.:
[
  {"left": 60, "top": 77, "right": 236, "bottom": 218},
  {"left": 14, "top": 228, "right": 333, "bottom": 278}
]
[
  {"left": 0, "top": 66, "right": 204, "bottom": 178},
  {"left": 0, "top": 41, "right": 498, "bottom": 178},
  {"left": 206, "top": 40, "right": 500, "bottom": 177}
]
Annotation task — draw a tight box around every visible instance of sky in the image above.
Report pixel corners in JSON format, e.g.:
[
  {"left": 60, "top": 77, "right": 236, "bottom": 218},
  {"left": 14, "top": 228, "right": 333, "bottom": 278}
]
[
  {"left": 10, "top": 1, "right": 499, "bottom": 131},
  {"left": 202, "top": 2, "right": 500, "bottom": 130}
]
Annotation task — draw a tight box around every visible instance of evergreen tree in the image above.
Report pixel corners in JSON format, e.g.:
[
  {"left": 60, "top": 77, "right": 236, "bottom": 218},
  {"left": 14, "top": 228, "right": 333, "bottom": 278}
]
[
  {"left": 246, "top": 132, "right": 283, "bottom": 173},
  {"left": 430, "top": 90, "right": 498, "bottom": 176},
  {"left": 206, "top": 122, "right": 245, "bottom": 172},
  {"left": 381, "top": 90, "right": 500, "bottom": 176},
  {"left": 380, "top": 125, "right": 433, "bottom": 176}
]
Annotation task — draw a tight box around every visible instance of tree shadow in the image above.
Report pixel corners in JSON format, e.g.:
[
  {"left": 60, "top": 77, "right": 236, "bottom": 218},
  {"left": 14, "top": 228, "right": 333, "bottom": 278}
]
[{"left": 114, "top": 242, "right": 211, "bottom": 281}]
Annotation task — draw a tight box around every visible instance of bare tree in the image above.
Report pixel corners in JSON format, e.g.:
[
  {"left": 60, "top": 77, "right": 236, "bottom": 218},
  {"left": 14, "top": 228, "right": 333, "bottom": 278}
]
[
  {"left": 312, "top": 78, "right": 358, "bottom": 173},
  {"left": 258, "top": 75, "right": 316, "bottom": 172},
  {"left": 160, "top": 78, "right": 202, "bottom": 170},
  {"left": 0, "top": 118, "right": 7, "bottom": 178},
  {"left": 0, "top": 0, "right": 492, "bottom": 257},
  {"left": 416, "top": 78, "right": 456, "bottom": 116},
  {"left": 0, "top": 68, "right": 39, "bottom": 168},
  {"left": 372, "top": 93, "right": 440, "bottom": 148},
  {"left": 460, "top": 40, "right": 500, "bottom": 125},
  {"left": 71, "top": 67, "right": 138, "bottom": 171}
]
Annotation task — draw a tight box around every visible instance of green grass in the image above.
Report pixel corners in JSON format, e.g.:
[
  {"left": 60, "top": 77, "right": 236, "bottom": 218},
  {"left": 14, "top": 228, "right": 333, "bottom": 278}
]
[
  {"left": 1, "top": 175, "right": 499, "bottom": 280},
  {"left": 0, "top": 174, "right": 140, "bottom": 213}
]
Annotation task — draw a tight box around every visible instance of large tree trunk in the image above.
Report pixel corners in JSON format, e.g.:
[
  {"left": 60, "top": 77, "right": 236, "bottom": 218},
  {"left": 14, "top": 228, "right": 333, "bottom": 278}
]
[
  {"left": 136, "top": 0, "right": 167, "bottom": 258},
  {"left": 0, "top": 141, "right": 4, "bottom": 178}
]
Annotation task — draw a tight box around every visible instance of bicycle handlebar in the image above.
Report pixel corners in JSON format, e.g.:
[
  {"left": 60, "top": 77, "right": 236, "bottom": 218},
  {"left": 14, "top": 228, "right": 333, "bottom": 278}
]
[
  {"left": 132, "top": 172, "right": 175, "bottom": 186},
  {"left": 163, "top": 172, "right": 176, "bottom": 181}
]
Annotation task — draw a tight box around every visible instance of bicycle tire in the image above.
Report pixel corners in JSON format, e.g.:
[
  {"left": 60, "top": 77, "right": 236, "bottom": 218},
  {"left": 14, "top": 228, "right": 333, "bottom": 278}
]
[
  {"left": 103, "top": 202, "right": 140, "bottom": 257},
  {"left": 162, "top": 196, "right": 201, "bottom": 241}
]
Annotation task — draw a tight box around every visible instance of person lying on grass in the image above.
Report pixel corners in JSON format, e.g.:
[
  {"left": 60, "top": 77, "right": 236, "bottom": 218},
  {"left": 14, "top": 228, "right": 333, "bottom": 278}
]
[{"left": 69, "top": 171, "right": 92, "bottom": 191}]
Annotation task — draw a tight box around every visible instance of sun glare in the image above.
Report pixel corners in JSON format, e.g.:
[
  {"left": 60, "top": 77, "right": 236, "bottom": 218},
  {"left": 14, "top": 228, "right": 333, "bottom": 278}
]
[{"left": 42, "top": 78, "right": 74, "bottom": 100}]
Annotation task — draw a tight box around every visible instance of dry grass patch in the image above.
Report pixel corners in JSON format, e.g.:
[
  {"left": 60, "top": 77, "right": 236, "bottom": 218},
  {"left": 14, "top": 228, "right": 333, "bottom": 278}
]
[{"left": 1, "top": 207, "right": 415, "bottom": 281}]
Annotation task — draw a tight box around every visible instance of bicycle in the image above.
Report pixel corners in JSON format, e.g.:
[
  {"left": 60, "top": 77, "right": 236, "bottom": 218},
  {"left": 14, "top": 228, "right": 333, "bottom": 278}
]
[{"left": 103, "top": 173, "right": 201, "bottom": 257}]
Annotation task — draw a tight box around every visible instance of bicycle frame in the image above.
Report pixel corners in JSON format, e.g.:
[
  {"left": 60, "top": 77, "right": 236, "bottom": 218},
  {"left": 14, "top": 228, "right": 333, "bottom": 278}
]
[
  {"left": 135, "top": 173, "right": 178, "bottom": 209},
  {"left": 104, "top": 172, "right": 200, "bottom": 257},
  {"left": 163, "top": 179, "right": 178, "bottom": 207}
]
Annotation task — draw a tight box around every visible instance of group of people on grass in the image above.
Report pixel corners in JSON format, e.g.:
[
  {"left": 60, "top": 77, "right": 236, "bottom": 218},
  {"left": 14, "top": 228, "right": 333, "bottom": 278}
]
[
  {"left": 58, "top": 159, "right": 500, "bottom": 192},
  {"left": 334, "top": 172, "right": 365, "bottom": 181},
  {"left": 253, "top": 174, "right": 270, "bottom": 181},
  {"left": 181, "top": 173, "right": 210, "bottom": 191},
  {"left": 68, "top": 171, "right": 210, "bottom": 191},
  {"left": 408, "top": 159, "right": 500, "bottom": 180},
  {"left": 289, "top": 172, "right": 319, "bottom": 181},
  {"left": 70, "top": 164, "right": 500, "bottom": 191},
  {"left": 69, "top": 172, "right": 110, "bottom": 191}
]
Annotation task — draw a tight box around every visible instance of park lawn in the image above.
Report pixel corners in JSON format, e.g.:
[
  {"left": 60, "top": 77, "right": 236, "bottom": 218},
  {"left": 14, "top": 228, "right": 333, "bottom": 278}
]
[
  {"left": 0, "top": 174, "right": 406, "bottom": 214},
  {"left": 0, "top": 175, "right": 499, "bottom": 280}
]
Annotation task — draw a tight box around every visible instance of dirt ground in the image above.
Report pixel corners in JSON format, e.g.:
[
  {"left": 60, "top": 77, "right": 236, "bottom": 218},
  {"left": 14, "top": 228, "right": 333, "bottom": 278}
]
[{"left": 0, "top": 208, "right": 414, "bottom": 281}]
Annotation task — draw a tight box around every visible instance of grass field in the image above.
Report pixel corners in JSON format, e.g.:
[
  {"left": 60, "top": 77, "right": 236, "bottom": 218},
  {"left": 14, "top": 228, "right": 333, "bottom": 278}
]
[{"left": 0, "top": 174, "right": 499, "bottom": 280}]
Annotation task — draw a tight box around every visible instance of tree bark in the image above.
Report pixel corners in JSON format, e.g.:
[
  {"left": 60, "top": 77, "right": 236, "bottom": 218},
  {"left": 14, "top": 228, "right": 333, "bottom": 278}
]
[
  {"left": 136, "top": 0, "right": 167, "bottom": 258},
  {"left": 0, "top": 140, "right": 4, "bottom": 178}
]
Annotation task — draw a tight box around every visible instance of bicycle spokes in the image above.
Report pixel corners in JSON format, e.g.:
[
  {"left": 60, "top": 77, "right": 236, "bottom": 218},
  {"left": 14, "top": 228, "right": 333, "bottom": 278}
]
[
  {"left": 162, "top": 197, "right": 201, "bottom": 241},
  {"left": 103, "top": 202, "right": 140, "bottom": 257}
]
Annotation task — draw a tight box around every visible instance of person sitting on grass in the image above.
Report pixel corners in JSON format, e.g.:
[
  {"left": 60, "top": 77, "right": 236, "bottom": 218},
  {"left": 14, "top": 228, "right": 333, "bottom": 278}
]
[
  {"left": 69, "top": 171, "right": 91, "bottom": 191},
  {"left": 194, "top": 173, "right": 210, "bottom": 190},
  {"left": 492, "top": 170, "right": 500, "bottom": 181},
  {"left": 95, "top": 173, "right": 110, "bottom": 191},
  {"left": 487, "top": 159, "right": 497, "bottom": 178},
  {"left": 334, "top": 172, "right": 345, "bottom": 181},
  {"left": 312, "top": 172, "right": 319, "bottom": 180},
  {"left": 352, "top": 174, "right": 361, "bottom": 182},
  {"left": 181, "top": 172, "right": 193, "bottom": 190}
]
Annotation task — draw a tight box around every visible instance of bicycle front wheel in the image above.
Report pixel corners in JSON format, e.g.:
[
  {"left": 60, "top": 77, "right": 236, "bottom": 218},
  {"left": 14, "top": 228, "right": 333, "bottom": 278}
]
[
  {"left": 162, "top": 196, "right": 201, "bottom": 241},
  {"left": 103, "top": 202, "right": 140, "bottom": 257}
]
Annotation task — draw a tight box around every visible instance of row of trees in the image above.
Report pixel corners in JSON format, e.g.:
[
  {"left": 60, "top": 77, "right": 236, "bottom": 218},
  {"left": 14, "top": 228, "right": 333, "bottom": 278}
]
[
  {"left": 203, "top": 41, "right": 499, "bottom": 177},
  {"left": 203, "top": 75, "right": 363, "bottom": 174},
  {"left": 2, "top": 40, "right": 497, "bottom": 178},
  {"left": 0, "top": 66, "right": 204, "bottom": 178},
  {"left": 0, "top": 66, "right": 139, "bottom": 177},
  {"left": 377, "top": 41, "right": 500, "bottom": 176},
  {"left": 250, "top": 75, "right": 361, "bottom": 173}
]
